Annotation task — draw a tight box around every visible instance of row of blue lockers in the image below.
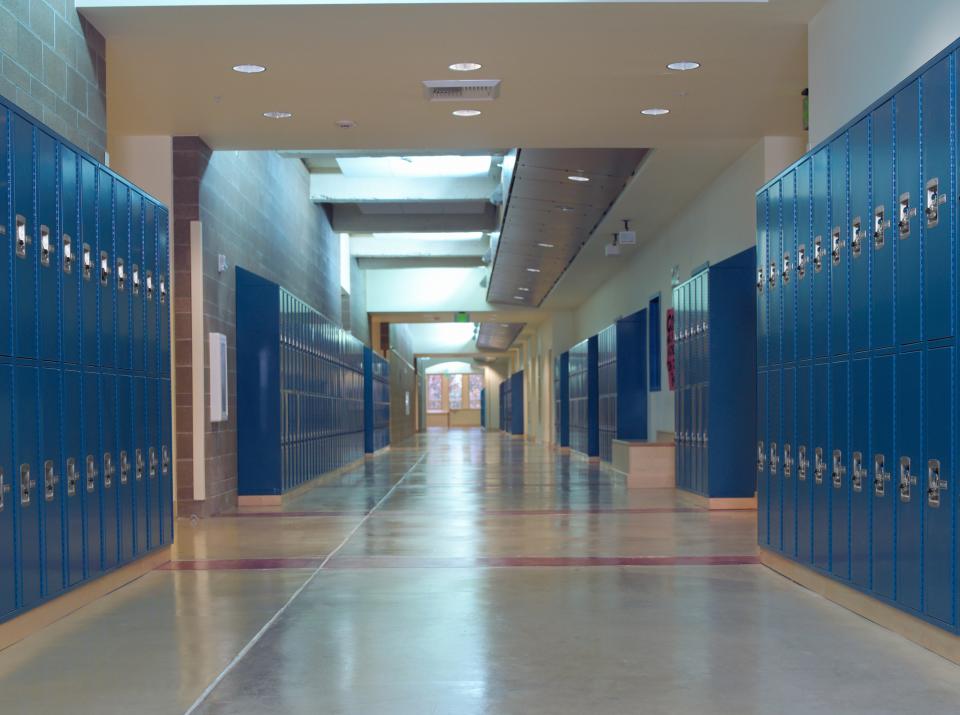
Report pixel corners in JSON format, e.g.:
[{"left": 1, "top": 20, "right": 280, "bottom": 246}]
[
  {"left": 568, "top": 337, "right": 594, "bottom": 456},
  {"left": 364, "top": 349, "right": 390, "bottom": 454},
  {"left": 673, "top": 250, "right": 757, "bottom": 498},
  {"left": 757, "top": 49, "right": 959, "bottom": 369},
  {"left": 756, "top": 37, "right": 960, "bottom": 634},
  {"left": 553, "top": 353, "right": 568, "bottom": 447},
  {"left": 1, "top": 102, "right": 171, "bottom": 375},
  {"left": 279, "top": 288, "right": 365, "bottom": 374},
  {"left": 499, "top": 371, "right": 523, "bottom": 435}
]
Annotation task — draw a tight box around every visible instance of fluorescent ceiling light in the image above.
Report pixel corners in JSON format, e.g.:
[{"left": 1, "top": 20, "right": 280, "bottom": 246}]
[
  {"left": 453, "top": 109, "right": 482, "bottom": 117},
  {"left": 526, "top": 267, "right": 541, "bottom": 273},
  {"left": 370, "top": 232, "right": 484, "bottom": 241},
  {"left": 263, "top": 111, "right": 292, "bottom": 119},
  {"left": 337, "top": 155, "right": 492, "bottom": 178},
  {"left": 536, "top": 242, "right": 555, "bottom": 248},
  {"left": 517, "top": 287, "right": 530, "bottom": 291},
  {"left": 667, "top": 61, "right": 700, "bottom": 71},
  {"left": 233, "top": 64, "right": 266, "bottom": 73},
  {"left": 567, "top": 175, "right": 590, "bottom": 182},
  {"left": 449, "top": 62, "right": 482, "bottom": 72},
  {"left": 513, "top": 296, "right": 525, "bottom": 300},
  {"left": 642, "top": 108, "right": 670, "bottom": 116}
]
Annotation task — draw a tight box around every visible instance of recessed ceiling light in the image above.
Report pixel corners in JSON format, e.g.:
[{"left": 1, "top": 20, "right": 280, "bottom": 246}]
[
  {"left": 667, "top": 61, "right": 700, "bottom": 72},
  {"left": 452, "top": 109, "right": 482, "bottom": 117},
  {"left": 233, "top": 64, "right": 266, "bottom": 74},
  {"left": 518, "top": 287, "right": 530, "bottom": 292},
  {"left": 642, "top": 108, "right": 670, "bottom": 116},
  {"left": 567, "top": 175, "right": 590, "bottom": 182},
  {"left": 537, "top": 242, "right": 555, "bottom": 248},
  {"left": 335, "top": 119, "right": 356, "bottom": 129},
  {"left": 526, "top": 267, "right": 541, "bottom": 273},
  {"left": 513, "top": 296, "right": 525, "bottom": 300},
  {"left": 263, "top": 111, "right": 292, "bottom": 119},
  {"left": 449, "top": 62, "right": 482, "bottom": 72},
  {"left": 559, "top": 206, "right": 575, "bottom": 212}
]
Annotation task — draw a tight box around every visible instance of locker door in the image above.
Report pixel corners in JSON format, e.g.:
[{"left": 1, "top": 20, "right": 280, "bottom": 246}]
[
  {"left": 0, "top": 109, "right": 10, "bottom": 358},
  {"left": 768, "top": 181, "right": 782, "bottom": 367},
  {"left": 14, "top": 365, "right": 41, "bottom": 607},
  {"left": 849, "top": 116, "right": 871, "bottom": 354},
  {"left": 922, "top": 56, "right": 954, "bottom": 342},
  {"left": 62, "top": 369, "right": 84, "bottom": 587},
  {"left": 850, "top": 356, "right": 871, "bottom": 590},
  {"left": 923, "top": 345, "right": 954, "bottom": 627},
  {"left": 781, "top": 171, "right": 796, "bottom": 363},
  {"left": 115, "top": 184, "right": 131, "bottom": 371},
  {"left": 812, "top": 362, "right": 830, "bottom": 571},
  {"left": 812, "top": 148, "right": 830, "bottom": 358},
  {"left": 830, "top": 360, "right": 850, "bottom": 581},
  {"left": 39, "top": 368, "right": 64, "bottom": 598},
  {"left": 145, "top": 203, "right": 158, "bottom": 377},
  {"left": 757, "top": 190, "right": 768, "bottom": 369},
  {"left": 133, "top": 377, "right": 148, "bottom": 555},
  {"left": 130, "top": 194, "right": 144, "bottom": 375},
  {"left": 895, "top": 81, "right": 922, "bottom": 346},
  {"left": 81, "top": 370, "right": 101, "bottom": 576},
  {"left": 871, "top": 354, "right": 895, "bottom": 599},
  {"left": 0, "top": 363, "right": 16, "bottom": 618},
  {"left": 872, "top": 100, "right": 895, "bottom": 349},
  {"left": 60, "top": 146, "right": 80, "bottom": 365},
  {"left": 797, "top": 364, "right": 813, "bottom": 564},
  {"left": 98, "top": 170, "right": 115, "bottom": 368},
  {"left": 147, "top": 375, "right": 160, "bottom": 549},
  {"left": 675, "top": 388, "right": 685, "bottom": 488},
  {"left": 117, "top": 375, "right": 134, "bottom": 563},
  {"left": 756, "top": 370, "right": 768, "bottom": 544},
  {"left": 768, "top": 368, "right": 782, "bottom": 550},
  {"left": 700, "top": 383, "right": 709, "bottom": 497},
  {"left": 80, "top": 160, "right": 98, "bottom": 365},
  {"left": 829, "top": 134, "right": 849, "bottom": 356},
  {"left": 99, "top": 372, "right": 118, "bottom": 570},
  {"left": 796, "top": 159, "right": 813, "bottom": 361},
  {"left": 159, "top": 379, "right": 173, "bottom": 545},
  {"left": 896, "top": 349, "right": 922, "bottom": 613},
  {"left": 37, "top": 131, "right": 59, "bottom": 363},
  {"left": 158, "top": 209, "right": 170, "bottom": 377},
  {"left": 12, "top": 115, "right": 37, "bottom": 360},
  {"left": 782, "top": 366, "right": 796, "bottom": 558}
]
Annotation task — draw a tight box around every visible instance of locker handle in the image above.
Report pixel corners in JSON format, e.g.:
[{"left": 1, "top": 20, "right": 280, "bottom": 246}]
[
  {"left": 756, "top": 268, "right": 764, "bottom": 294},
  {"left": 132, "top": 264, "right": 141, "bottom": 295},
  {"left": 851, "top": 218, "right": 863, "bottom": 258},
  {"left": 898, "top": 193, "right": 916, "bottom": 238},
  {"left": 43, "top": 459, "right": 59, "bottom": 501},
  {"left": 831, "top": 449, "right": 846, "bottom": 489},
  {"left": 781, "top": 253, "right": 791, "bottom": 285},
  {"left": 796, "top": 245, "right": 806, "bottom": 280},
  {"left": 149, "top": 448, "right": 158, "bottom": 478},
  {"left": 769, "top": 442, "right": 779, "bottom": 476},
  {"left": 898, "top": 456, "right": 916, "bottom": 502},
  {"left": 925, "top": 178, "right": 946, "bottom": 229},
  {"left": 783, "top": 444, "right": 793, "bottom": 478},
  {"left": 873, "top": 206, "right": 890, "bottom": 249},
  {"left": 40, "top": 225, "right": 55, "bottom": 267},
  {"left": 927, "top": 459, "right": 947, "bottom": 508},
  {"left": 86, "top": 455, "right": 98, "bottom": 492},
  {"left": 66, "top": 458, "right": 79, "bottom": 496},
  {"left": 814, "top": 447, "right": 826, "bottom": 485},
  {"left": 830, "top": 228, "right": 845, "bottom": 265},
  {"left": 813, "top": 236, "right": 824, "bottom": 272},
  {"left": 0, "top": 469, "right": 8, "bottom": 511},
  {"left": 20, "top": 464, "right": 35, "bottom": 505},
  {"left": 159, "top": 274, "right": 167, "bottom": 304},
  {"left": 767, "top": 262, "right": 776, "bottom": 289},
  {"left": 146, "top": 271, "right": 154, "bottom": 301},
  {"left": 103, "top": 452, "right": 115, "bottom": 489},
  {"left": 797, "top": 446, "right": 809, "bottom": 481},
  {"left": 852, "top": 452, "right": 866, "bottom": 492},
  {"left": 63, "top": 235, "right": 73, "bottom": 274},
  {"left": 100, "top": 251, "right": 111, "bottom": 286},
  {"left": 756, "top": 441, "right": 765, "bottom": 473},
  {"left": 117, "top": 258, "right": 126, "bottom": 292},
  {"left": 136, "top": 448, "right": 144, "bottom": 481},
  {"left": 15, "top": 215, "right": 30, "bottom": 259},
  {"left": 119, "top": 450, "right": 130, "bottom": 484},
  {"left": 161, "top": 445, "right": 170, "bottom": 474}
]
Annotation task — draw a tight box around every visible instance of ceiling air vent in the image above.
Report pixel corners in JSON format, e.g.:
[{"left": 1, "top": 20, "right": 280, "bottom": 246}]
[{"left": 423, "top": 79, "right": 501, "bottom": 102}]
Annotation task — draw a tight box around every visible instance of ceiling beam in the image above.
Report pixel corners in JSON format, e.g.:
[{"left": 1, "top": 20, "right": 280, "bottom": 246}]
[
  {"left": 331, "top": 203, "right": 499, "bottom": 233},
  {"left": 310, "top": 174, "right": 497, "bottom": 203},
  {"left": 350, "top": 237, "right": 488, "bottom": 258}
]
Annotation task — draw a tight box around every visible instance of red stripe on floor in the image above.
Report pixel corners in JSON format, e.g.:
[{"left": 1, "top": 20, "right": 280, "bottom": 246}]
[{"left": 220, "top": 511, "right": 370, "bottom": 518}]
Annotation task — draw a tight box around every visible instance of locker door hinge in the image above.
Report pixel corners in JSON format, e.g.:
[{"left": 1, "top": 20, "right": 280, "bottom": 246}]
[
  {"left": 898, "top": 456, "right": 916, "bottom": 502},
  {"left": 781, "top": 253, "right": 791, "bottom": 285},
  {"left": 925, "top": 178, "right": 946, "bottom": 229},
  {"left": 769, "top": 442, "right": 779, "bottom": 476},
  {"left": 117, "top": 258, "right": 126, "bottom": 292},
  {"left": 39, "top": 225, "right": 55, "bottom": 267},
  {"left": 874, "top": 206, "right": 890, "bottom": 249},
  {"left": 103, "top": 452, "right": 115, "bottom": 489},
  {"left": 15, "top": 215, "right": 31, "bottom": 259},
  {"left": 20, "top": 464, "right": 35, "bottom": 505},
  {"left": 0, "top": 469, "right": 9, "bottom": 511},
  {"left": 813, "top": 236, "right": 824, "bottom": 272},
  {"left": 874, "top": 454, "right": 890, "bottom": 496},
  {"left": 851, "top": 217, "right": 864, "bottom": 258},
  {"left": 814, "top": 447, "right": 826, "bottom": 485},
  {"left": 832, "top": 449, "right": 846, "bottom": 489},
  {"left": 149, "top": 448, "right": 158, "bottom": 479},
  {"left": 796, "top": 244, "right": 807, "bottom": 280},
  {"left": 756, "top": 441, "right": 766, "bottom": 473},
  {"left": 831, "top": 227, "right": 845, "bottom": 265},
  {"left": 135, "top": 448, "right": 144, "bottom": 481},
  {"left": 852, "top": 452, "right": 866, "bottom": 492},
  {"left": 798, "top": 445, "right": 809, "bottom": 481},
  {"left": 100, "top": 251, "right": 111, "bottom": 286},
  {"left": 132, "top": 264, "right": 140, "bottom": 295},
  {"left": 86, "top": 455, "right": 98, "bottom": 492},
  {"left": 146, "top": 271, "right": 154, "bottom": 301},
  {"left": 927, "top": 459, "right": 948, "bottom": 508},
  {"left": 783, "top": 443, "right": 793, "bottom": 478},
  {"left": 43, "top": 459, "right": 59, "bottom": 501},
  {"left": 119, "top": 450, "right": 130, "bottom": 484},
  {"left": 898, "top": 193, "right": 917, "bottom": 239},
  {"left": 62, "top": 235, "right": 73, "bottom": 274},
  {"left": 161, "top": 445, "right": 170, "bottom": 475},
  {"left": 66, "top": 458, "right": 79, "bottom": 496}
]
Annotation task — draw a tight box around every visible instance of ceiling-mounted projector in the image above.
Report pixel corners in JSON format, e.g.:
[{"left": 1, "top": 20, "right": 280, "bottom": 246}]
[{"left": 617, "top": 219, "right": 636, "bottom": 245}]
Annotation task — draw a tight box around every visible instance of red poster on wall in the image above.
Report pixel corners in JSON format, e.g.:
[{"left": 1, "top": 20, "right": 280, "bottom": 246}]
[{"left": 666, "top": 307, "right": 676, "bottom": 391}]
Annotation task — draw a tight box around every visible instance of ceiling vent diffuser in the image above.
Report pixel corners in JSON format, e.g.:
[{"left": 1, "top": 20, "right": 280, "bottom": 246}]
[{"left": 423, "top": 80, "right": 501, "bottom": 102}]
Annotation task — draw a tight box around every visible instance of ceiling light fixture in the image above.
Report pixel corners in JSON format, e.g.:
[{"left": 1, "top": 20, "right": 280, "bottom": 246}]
[
  {"left": 667, "top": 61, "right": 700, "bottom": 72},
  {"left": 537, "top": 242, "right": 555, "bottom": 248},
  {"left": 641, "top": 108, "right": 670, "bottom": 116},
  {"left": 452, "top": 109, "right": 482, "bottom": 117},
  {"left": 449, "top": 62, "right": 482, "bottom": 72},
  {"left": 513, "top": 296, "right": 524, "bottom": 300},
  {"left": 335, "top": 119, "right": 356, "bottom": 129},
  {"left": 559, "top": 206, "right": 575, "bottom": 212},
  {"left": 567, "top": 174, "right": 590, "bottom": 182},
  {"left": 263, "top": 111, "right": 292, "bottom": 119},
  {"left": 518, "top": 287, "right": 530, "bottom": 292},
  {"left": 526, "top": 267, "right": 541, "bottom": 273},
  {"left": 233, "top": 64, "right": 266, "bottom": 74}
]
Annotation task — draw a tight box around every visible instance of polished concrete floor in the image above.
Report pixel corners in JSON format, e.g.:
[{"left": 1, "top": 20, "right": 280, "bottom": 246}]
[{"left": 1, "top": 429, "right": 959, "bottom": 714}]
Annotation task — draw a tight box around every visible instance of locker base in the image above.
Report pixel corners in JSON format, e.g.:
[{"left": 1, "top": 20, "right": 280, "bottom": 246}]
[
  {"left": 611, "top": 439, "right": 675, "bottom": 488},
  {"left": 759, "top": 547, "right": 960, "bottom": 666},
  {"left": 364, "top": 446, "right": 392, "bottom": 460},
  {"left": 680, "top": 490, "right": 757, "bottom": 511},
  {"left": 237, "top": 456, "right": 367, "bottom": 508},
  {"left": 555, "top": 446, "right": 571, "bottom": 454},
  {"left": 0, "top": 546, "right": 171, "bottom": 653}
]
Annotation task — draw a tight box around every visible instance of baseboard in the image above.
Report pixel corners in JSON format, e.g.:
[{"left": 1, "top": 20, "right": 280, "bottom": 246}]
[
  {"left": 680, "top": 490, "right": 757, "bottom": 510},
  {"left": 0, "top": 546, "right": 172, "bottom": 653},
  {"left": 759, "top": 547, "right": 960, "bottom": 666},
  {"left": 364, "top": 445, "right": 391, "bottom": 460},
  {"left": 237, "top": 456, "right": 367, "bottom": 508}
]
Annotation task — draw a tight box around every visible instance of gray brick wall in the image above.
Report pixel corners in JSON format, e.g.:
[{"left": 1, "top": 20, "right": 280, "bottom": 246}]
[{"left": 0, "top": 0, "right": 107, "bottom": 159}]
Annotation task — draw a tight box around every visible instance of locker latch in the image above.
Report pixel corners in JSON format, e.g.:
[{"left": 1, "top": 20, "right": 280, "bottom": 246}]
[
  {"left": 874, "top": 206, "right": 890, "bottom": 249},
  {"left": 781, "top": 253, "right": 791, "bottom": 285},
  {"left": 831, "top": 228, "right": 844, "bottom": 265},
  {"left": 86, "top": 455, "right": 98, "bottom": 492},
  {"left": 100, "top": 251, "right": 111, "bottom": 286},
  {"left": 146, "top": 271, "right": 154, "bottom": 301},
  {"left": 925, "top": 178, "right": 946, "bottom": 229},
  {"left": 149, "top": 448, "right": 158, "bottom": 479},
  {"left": 756, "top": 441, "right": 765, "bottom": 473},
  {"left": 135, "top": 448, "right": 144, "bottom": 481},
  {"left": 66, "top": 458, "right": 79, "bottom": 496},
  {"left": 783, "top": 443, "right": 793, "bottom": 478},
  {"left": 768, "top": 262, "right": 776, "bottom": 290},
  {"left": 119, "top": 450, "right": 130, "bottom": 485},
  {"left": 20, "top": 464, "right": 35, "bottom": 505},
  {"left": 798, "top": 445, "right": 809, "bottom": 481},
  {"left": 159, "top": 274, "right": 167, "bottom": 304},
  {"left": 62, "top": 235, "right": 73, "bottom": 274},
  {"left": 161, "top": 445, "right": 170, "bottom": 475},
  {"left": 796, "top": 245, "right": 807, "bottom": 280},
  {"left": 814, "top": 447, "right": 826, "bottom": 485},
  {"left": 813, "top": 236, "right": 824, "bottom": 272},
  {"left": 927, "top": 459, "right": 948, "bottom": 508},
  {"left": 132, "top": 264, "right": 140, "bottom": 295},
  {"left": 852, "top": 452, "right": 866, "bottom": 492},
  {"left": 831, "top": 449, "right": 846, "bottom": 489},
  {"left": 117, "top": 258, "right": 126, "bottom": 292},
  {"left": 40, "top": 225, "right": 55, "bottom": 267},
  {"left": 769, "top": 442, "right": 779, "bottom": 476},
  {"left": 898, "top": 456, "right": 916, "bottom": 502},
  {"left": 851, "top": 217, "right": 864, "bottom": 258},
  {"left": 898, "top": 193, "right": 917, "bottom": 239},
  {"left": 43, "top": 459, "right": 59, "bottom": 501},
  {"left": 0, "top": 469, "right": 8, "bottom": 512},
  {"left": 103, "top": 452, "right": 115, "bottom": 489},
  {"left": 82, "top": 243, "right": 93, "bottom": 280},
  {"left": 15, "top": 215, "right": 30, "bottom": 259}
]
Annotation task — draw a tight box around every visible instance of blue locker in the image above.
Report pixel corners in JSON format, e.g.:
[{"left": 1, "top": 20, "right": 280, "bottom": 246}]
[
  {"left": 37, "top": 130, "right": 59, "bottom": 363},
  {"left": 830, "top": 360, "right": 850, "bottom": 580},
  {"left": 768, "top": 368, "right": 782, "bottom": 550},
  {"left": 0, "top": 363, "right": 16, "bottom": 618},
  {"left": 796, "top": 159, "right": 812, "bottom": 361},
  {"left": 131, "top": 197, "right": 145, "bottom": 373},
  {"left": 158, "top": 208, "right": 170, "bottom": 377},
  {"left": 922, "top": 56, "right": 954, "bottom": 342},
  {"left": 12, "top": 115, "right": 37, "bottom": 360},
  {"left": 871, "top": 354, "right": 895, "bottom": 599},
  {"left": 117, "top": 375, "right": 134, "bottom": 563},
  {"left": 133, "top": 376, "right": 148, "bottom": 555},
  {"left": 39, "top": 368, "right": 64, "bottom": 598},
  {"left": 849, "top": 116, "right": 871, "bottom": 354},
  {"left": 923, "top": 345, "right": 954, "bottom": 627},
  {"left": 871, "top": 100, "right": 895, "bottom": 350},
  {"left": 159, "top": 378, "right": 172, "bottom": 544},
  {"left": 756, "top": 370, "right": 768, "bottom": 544},
  {"left": 757, "top": 190, "right": 768, "bottom": 369},
  {"left": 81, "top": 370, "right": 101, "bottom": 576},
  {"left": 80, "top": 160, "right": 98, "bottom": 366},
  {"left": 147, "top": 376, "right": 160, "bottom": 549},
  {"left": 896, "top": 349, "right": 922, "bottom": 613},
  {"left": 97, "top": 170, "right": 115, "bottom": 368},
  {"left": 115, "top": 184, "right": 131, "bottom": 371},
  {"left": 768, "top": 181, "right": 782, "bottom": 366},
  {"left": 60, "top": 146, "right": 80, "bottom": 365},
  {"left": 812, "top": 148, "right": 830, "bottom": 358},
  {"left": 62, "top": 369, "right": 84, "bottom": 587},
  {"left": 99, "top": 372, "right": 118, "bottom": 570},
  {"left": 829, "top": 134, "right": 849, "bottom": 356},
  {"left": 782, "top": 366, "right": 796, "bottom": 557},
  {"left": 850, "top": 356, "right": 871, "bottom": 590},
  {"left": 812, "top": 362, "right": 830, "bottom": 571},
  {"left": 0, "top": 109, "right": 11, "bottom": 358},
  {"left": 14, "top": 364, "right": 41, "bottom": 607},
  {"left": 797, "top": 364, "right": 813, "bottom": 564},
  {"left": 145, "top": 203, "right": 158, "bottom": 377},
  {"left": 895, "top": 81, "right": 922, "bottom": 346},
  {"left": 781, "top": 171, "right": 796, "bottom": 363}
]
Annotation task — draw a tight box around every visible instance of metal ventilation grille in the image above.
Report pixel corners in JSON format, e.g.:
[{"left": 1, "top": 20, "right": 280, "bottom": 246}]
[{"left": 422, "top": 80, "right": 501, "bottom": 102}]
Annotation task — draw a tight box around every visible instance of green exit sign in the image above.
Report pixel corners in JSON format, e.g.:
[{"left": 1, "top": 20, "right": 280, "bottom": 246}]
[{"left": 454, "top": 312, "right": 471, "bottom": 323}]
